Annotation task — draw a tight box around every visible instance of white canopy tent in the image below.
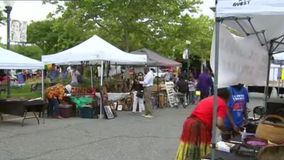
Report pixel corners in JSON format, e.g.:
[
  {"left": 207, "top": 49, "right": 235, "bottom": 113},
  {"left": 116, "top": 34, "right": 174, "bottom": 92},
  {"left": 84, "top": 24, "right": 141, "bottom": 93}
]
[
  {"left": 41, "top": 35, "right": 147, "bottom": 64},
  {"left": 210, "top": 0, "right": 284, "bottom": 159},
  {"left": 0, "top": 47, "right": 45, "bottom": 109},
  {"left": 0, "top": 47, "right": 44, "bottom": 69},
  {"left": 41, "top": 35, "right": 147, "bottom": 119},
  {"left": 273, "top": 52, "right": 284, "bottom": 61}
]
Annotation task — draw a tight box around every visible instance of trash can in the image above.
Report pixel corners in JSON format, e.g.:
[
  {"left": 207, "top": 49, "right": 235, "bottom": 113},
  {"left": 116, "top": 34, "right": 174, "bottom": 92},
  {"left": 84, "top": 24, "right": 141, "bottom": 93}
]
[{"left": 59, "top": 104, "right": 72, "bottom": 118}]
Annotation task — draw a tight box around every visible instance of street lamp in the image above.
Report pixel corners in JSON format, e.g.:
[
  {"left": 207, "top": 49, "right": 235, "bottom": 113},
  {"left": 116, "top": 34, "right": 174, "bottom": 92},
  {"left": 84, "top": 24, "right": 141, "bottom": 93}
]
[
  {"left": 186, "top": 40, "right": 191, "bottom": 71},
  {"left": 4, "top": 1, "right": 14, "bottom": 98}
]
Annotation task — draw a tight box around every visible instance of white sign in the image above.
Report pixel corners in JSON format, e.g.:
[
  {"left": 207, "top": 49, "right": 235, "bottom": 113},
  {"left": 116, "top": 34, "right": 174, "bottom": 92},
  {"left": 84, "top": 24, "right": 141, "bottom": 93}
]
[
  {"left": 210, "top": 24, "right": 268, "bottom": 87},
  {"left": 10, "top": 19, "right": 27, "bottom": 43},
  {"left": 165, "top": 81, "right": 178, "bottom": 107},
  {"left": 217, "top": 0, "right": 284, "bottom": 17}
]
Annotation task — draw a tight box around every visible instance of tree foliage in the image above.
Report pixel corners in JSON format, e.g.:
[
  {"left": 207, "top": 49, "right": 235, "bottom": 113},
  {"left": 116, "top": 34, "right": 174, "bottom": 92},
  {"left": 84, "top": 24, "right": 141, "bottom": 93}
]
[
  {"left": 26, "top": 0, "right": 214, "bottom": 63},
  {"left": 27, "top": 19, "right": 59, "bottom": 54},
  {"left": 46, "top": 0, "right": 202, "bottom": 51},
  {"left": 0, "top": 43, "right": 43, "bottom": 60}
]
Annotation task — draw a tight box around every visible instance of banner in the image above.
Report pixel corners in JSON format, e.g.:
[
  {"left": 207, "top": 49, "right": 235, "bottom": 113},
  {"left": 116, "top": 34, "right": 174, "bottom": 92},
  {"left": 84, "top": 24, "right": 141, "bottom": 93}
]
[
  {"left": 210, "top": 24, "right": 268, "bottom": 87},
  {"left": 10, "top": 19, "right": 27, "bottom": 42}
]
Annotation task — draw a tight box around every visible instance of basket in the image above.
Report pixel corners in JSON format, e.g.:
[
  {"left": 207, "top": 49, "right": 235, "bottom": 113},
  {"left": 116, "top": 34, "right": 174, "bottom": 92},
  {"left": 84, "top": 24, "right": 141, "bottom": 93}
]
[{"left": 255, "top": 115, "right": 284, "bottom": 143}]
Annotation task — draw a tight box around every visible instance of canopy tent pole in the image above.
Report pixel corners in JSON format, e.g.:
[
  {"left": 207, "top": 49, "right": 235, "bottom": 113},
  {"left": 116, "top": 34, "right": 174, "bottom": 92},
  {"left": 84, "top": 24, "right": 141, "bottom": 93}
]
[
  {"left": 41, "top": 70, "right": 45, "bottom": 124},
  {"left": 264, "top": 56, "right": 272, "bottom": 108},
  {"left": 99, "top": 60, "right": 104, "bottom": 119},
  {"left": 277, "top": 65, "right": 281, "bottom": 97},
  {"left": 211, "top": 16, "right": 221, "bottom": 160},
  {"left": 90, "top": 66, "right": 93, "bottom": 88},
  {"left": 264, "top": 42, "right": 273, "bottom": 108},
  {"left": 157, "top": 67, "right": 160, "bottom": 109}
]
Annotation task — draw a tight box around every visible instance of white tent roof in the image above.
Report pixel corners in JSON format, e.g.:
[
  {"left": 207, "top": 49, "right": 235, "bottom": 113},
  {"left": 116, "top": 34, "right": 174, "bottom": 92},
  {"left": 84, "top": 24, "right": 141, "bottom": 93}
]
[
  {"left": 41, "top": 35, "right": 147, "bottom": 64},
  {"left": 217, "top": 0, "right": 284, "bottom": 53},
  {"left": 0, "top": 47, "right": 44, "bottom": 69},
  {"left": 273, "top": 52, "right": 284, "bottom": 60}
]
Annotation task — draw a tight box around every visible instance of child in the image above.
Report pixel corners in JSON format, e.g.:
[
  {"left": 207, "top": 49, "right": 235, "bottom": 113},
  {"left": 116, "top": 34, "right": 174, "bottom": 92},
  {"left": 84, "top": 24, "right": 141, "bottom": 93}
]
[{"left": 188, "top": 77, "right": 196, "bottom": 104}]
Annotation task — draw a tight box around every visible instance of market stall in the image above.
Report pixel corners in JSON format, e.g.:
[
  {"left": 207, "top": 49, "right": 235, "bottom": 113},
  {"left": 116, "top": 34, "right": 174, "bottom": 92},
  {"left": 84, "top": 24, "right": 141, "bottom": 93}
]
[
  {"left": 211, "top": 0, "right": 284, "bottom": 159},
  {"left": 116, "top": 48, "right": 182, "bottom": 109},
  {"left": 41, "top": 35, "right": 147, "bottom": 119},
  {"left": 203, "top": 115, "right": 284, "bottom": 160},
  {"left": 0, "top": 46, "right": 45, "bottom": 126}
]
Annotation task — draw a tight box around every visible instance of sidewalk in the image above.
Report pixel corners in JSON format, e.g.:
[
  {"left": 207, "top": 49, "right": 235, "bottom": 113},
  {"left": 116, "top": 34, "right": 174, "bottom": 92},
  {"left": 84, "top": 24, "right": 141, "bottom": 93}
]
[{"left": 1, "top": 112, "right": 38, "bottom": 121}]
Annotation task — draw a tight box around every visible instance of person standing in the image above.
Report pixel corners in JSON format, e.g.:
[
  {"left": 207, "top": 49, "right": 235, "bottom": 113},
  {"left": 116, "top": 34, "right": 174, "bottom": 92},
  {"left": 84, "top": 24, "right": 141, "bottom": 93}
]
[
  {"left": 71, "top": 67, "right": 80, "bottom": 86},
  {"left": 224, "top": 83, "right": 249, "bottom": 137},
  {"left": 140, "top": 67, "right": 154, "bottom": 118},
  {"left": 188, "top": 76, "right": 196, "bottom": 104},
  {"left": 50, "top": 64, "right": 57, "bottom": 83},
  {"left": 131, "top": 72, "right": 145, "bottom": 114},
  {"left": 197, "top": 68, "right": 213, "bottom": 100},
  {"left": 176, "top": 75, "right": 188, "bottom": 108}
]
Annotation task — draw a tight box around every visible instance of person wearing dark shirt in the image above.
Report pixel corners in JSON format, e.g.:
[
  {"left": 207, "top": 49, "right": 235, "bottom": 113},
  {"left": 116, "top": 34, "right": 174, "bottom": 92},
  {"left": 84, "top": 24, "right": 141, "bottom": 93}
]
[
  {"left": 197, "top": 68, "right": 213, "bottom": 100},
  {"left": 130, "top": 72, "right": 144, "bottom": 114},
  {"left": 176, "top": 75, "right": 189, "bottom": 108}
]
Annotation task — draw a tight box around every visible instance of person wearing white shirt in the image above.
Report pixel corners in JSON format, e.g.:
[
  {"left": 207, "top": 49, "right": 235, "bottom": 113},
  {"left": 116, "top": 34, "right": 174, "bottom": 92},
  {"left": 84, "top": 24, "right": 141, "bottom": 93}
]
[{"left": 140, "top": 67, "right": 154, "bottom": 118}]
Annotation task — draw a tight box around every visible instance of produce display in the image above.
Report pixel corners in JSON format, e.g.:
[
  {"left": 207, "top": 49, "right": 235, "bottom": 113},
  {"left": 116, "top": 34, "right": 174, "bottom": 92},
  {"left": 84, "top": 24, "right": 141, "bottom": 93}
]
[{"left": 71, "top": 87, "right": 91, "bottom": 95}]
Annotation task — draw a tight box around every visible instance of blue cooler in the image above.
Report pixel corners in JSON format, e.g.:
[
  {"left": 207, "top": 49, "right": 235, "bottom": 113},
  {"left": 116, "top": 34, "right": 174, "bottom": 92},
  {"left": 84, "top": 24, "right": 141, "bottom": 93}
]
[{"left": 80, "top": 105, "right": 94, "bottom": 118}]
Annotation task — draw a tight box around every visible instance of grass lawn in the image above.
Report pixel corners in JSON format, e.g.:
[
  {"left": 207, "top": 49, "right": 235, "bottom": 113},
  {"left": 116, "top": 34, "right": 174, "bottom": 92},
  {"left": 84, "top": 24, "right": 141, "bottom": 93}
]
[{"left": 0, "top": 80, "right": 42, "bottom": 99}]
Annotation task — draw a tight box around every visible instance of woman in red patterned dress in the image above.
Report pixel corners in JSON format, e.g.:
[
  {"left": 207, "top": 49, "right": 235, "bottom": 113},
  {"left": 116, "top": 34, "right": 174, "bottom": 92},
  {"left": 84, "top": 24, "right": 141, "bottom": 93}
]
[{"left": 176, "top": 88, "right": 230, "bottom": 160}]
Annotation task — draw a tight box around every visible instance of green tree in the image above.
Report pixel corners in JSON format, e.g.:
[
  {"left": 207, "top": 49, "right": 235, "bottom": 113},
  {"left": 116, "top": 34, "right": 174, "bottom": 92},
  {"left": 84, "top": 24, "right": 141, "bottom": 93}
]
[
  {"left": 0, "top": 43, "right": 43, "bottom": 60},
  {"left": 175, "top": 15, "right": 214, "bottom": 60},
  {"left": 141, "top": 14, "right": 214, "bottom": 62},
  {"left": 11, "top": 44, "right": 43, "bottom": 60},
  {"left": 51, "top": 16, "right": 97, "bottom": 51},
  {"left": 46, "top": 0, "right": 202, "bottom": 52},
  {"left": 27, "top": 19, "right": 60, "bottom": 54}
]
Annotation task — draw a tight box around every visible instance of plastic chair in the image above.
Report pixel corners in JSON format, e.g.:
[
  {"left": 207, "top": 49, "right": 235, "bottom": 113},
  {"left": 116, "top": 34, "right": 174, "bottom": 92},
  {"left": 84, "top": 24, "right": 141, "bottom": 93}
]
[{"left": 16, "top": 74, "right": 25, "bottom": 87}]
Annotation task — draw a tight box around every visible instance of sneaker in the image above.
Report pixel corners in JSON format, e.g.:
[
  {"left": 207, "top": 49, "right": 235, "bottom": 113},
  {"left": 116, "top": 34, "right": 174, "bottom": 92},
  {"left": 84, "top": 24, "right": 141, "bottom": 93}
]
[
  {"left": 145, "top": 115, "right": 153, "bottom": 118},
  {"left": 141, "top": 114, "right": 146, "bottom": 117}
]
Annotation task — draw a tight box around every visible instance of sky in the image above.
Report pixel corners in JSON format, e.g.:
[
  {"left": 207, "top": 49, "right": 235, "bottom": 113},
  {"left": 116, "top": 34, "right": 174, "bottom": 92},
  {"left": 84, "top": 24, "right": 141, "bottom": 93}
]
[{"left": 0, "top": 0, "right": 215, "bottom": 43}]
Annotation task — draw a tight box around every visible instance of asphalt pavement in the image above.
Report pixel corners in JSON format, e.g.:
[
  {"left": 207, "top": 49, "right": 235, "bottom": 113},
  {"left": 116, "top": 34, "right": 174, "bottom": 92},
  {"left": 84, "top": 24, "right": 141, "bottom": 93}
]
[{"left": 0, "top": 92, "right": 266, "bottom": 160}]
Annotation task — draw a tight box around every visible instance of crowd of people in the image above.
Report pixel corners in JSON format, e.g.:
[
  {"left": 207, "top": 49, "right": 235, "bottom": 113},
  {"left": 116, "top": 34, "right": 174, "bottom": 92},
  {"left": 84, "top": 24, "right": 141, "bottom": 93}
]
[
  {"left": 174, "top": 68, "right": 214, "bottom": 108},
  {"left": 45, "top": 67, "right": 155, "bottom": 119},
  {"left": 37, "top": 64, "right": 283, "bottom": 159}
]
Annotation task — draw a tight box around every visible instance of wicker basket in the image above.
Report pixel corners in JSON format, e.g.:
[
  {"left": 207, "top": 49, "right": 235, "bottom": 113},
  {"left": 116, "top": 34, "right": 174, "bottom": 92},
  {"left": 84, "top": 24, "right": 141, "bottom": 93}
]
[{"left": 255, "top": 115, "right": 284, "bottom": 143}]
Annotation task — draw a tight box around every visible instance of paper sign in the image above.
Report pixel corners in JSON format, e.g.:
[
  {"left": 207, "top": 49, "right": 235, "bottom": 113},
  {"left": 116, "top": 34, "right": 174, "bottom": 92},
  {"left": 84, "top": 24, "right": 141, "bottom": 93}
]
[
  {"left": 210, "top": 25, "right": 268, "bottom": 87},
  {"left": 117, "top": 105, "right": 123, "bottom": 111},
  {"left": 165, "top": 82, "right": 178, "bottom": 107}
]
